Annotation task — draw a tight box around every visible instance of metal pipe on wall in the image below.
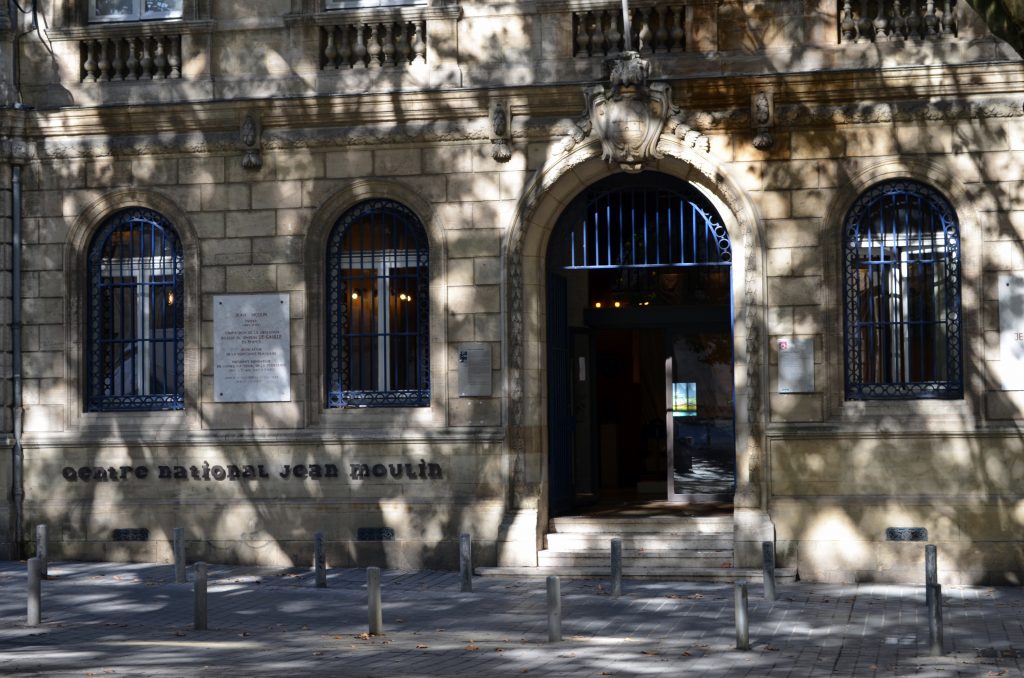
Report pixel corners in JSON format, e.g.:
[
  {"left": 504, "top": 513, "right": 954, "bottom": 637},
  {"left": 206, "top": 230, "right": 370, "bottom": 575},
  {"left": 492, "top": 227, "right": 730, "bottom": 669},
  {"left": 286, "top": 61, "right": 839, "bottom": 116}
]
[{"left": 11, "top": 159, "right": 24, "bottom": 558}]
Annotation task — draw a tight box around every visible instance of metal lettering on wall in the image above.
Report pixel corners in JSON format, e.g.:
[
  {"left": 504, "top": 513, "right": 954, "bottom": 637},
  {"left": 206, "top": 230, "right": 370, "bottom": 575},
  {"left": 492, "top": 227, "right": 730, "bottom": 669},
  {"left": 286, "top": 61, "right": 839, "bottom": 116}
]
[{"left": 59, "top": 461, "right": 444, "bottom": 483}]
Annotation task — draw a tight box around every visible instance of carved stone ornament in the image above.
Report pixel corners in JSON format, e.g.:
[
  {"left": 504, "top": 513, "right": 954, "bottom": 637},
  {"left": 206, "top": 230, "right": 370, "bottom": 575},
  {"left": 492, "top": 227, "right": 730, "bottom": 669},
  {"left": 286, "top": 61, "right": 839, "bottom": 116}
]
[
  {"left": 490, "top": 100, "right": 512, "bottom": 163},
  {"left": 751, "top": 90, "right": 775, "bottom": 151},
  {"left": 240, "top": 113, "right": 263, "bottom": 170},
  {"left": 562, "top": 52, "right": 709, "bottom": 171}
]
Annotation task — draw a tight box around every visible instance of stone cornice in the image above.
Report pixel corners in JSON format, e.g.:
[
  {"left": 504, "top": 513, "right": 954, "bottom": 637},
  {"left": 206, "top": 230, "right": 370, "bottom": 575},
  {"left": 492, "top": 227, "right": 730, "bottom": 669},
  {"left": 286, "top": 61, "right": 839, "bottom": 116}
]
[{"left": 14, "top": 62, "right": 1024, "bottom": 159}]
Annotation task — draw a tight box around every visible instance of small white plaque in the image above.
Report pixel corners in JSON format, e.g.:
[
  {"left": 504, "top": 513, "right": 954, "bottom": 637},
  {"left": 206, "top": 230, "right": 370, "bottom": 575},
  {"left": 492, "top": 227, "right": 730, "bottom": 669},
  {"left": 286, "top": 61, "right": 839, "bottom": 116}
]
[
  {"left": 214, "top": 294, "right": 291, "bottom": 402},
  {"left": 777, "top": 337, "right": 814, "bottom": 394},
  {"left": 999, "top": 273, "right": 1024, "bottom": 389},
  {"left": 458, "top": 344, "right": 492, "bottom": 397}
]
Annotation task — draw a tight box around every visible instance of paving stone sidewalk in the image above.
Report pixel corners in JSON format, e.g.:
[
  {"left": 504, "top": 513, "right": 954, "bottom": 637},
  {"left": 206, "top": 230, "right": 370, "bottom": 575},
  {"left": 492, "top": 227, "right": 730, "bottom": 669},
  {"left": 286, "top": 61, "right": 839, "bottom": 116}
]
[{"left": 1, "top": 560, "right": 1023, "bottom": 677}]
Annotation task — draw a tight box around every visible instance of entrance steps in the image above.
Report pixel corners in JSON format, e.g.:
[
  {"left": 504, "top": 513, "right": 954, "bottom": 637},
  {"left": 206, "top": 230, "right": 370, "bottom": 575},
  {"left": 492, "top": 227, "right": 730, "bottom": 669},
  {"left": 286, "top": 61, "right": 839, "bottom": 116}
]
[{"left": 477, "top": 514, "right": 796, "bottom": 583}]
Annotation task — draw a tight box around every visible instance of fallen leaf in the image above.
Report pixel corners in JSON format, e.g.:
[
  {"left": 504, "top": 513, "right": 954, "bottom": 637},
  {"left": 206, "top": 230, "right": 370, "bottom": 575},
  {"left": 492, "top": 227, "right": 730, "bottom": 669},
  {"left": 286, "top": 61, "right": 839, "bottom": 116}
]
[
  {"left": 416, "top": 644, "right": 429, "bottom": 649},
  {"left": 763, "top": 646, "right": 779, "bottom": 652},
  {"left": 641, "top": 650, "right": 658, "bottom": 656},
  {"left": 681, "top": 652, "right": 691, "bottom": 657},
  {"left": 688, "top": 593, "right": 704, "bottom": 600},
  {"left": 494, "top": 648, "right": 505, "bottom": 653},
  {"left": 355, "top": 633, "right": 371, "bottom": 640},
  {"left": 312, "top": 651, "right": 323, "bottom": 657},
  {"left": 465, "top": 644, "right": 480, "bottom": 651}
]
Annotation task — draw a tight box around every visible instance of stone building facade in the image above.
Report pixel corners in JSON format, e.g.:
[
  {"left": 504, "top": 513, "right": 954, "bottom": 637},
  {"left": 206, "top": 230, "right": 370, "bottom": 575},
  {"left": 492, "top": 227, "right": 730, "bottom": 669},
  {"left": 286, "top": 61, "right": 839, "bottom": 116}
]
[{"left": 2, "top": 0, "right": 1024, "bottom": 583}]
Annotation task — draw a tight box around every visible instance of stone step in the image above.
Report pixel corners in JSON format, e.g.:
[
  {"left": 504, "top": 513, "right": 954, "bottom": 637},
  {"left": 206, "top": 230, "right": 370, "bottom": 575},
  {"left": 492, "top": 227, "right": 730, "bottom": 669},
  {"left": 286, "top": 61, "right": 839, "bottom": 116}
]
[
  {"left": 545, "top": 533, "right": 733, "bottom": 551},
  {"left": 476, "top": 566, "right": 797, "bottom": 583},
  {"left": 549, "top": 516, "right": 733, "bottom": 535},
  {"left": 538, "top": 550, "right": 733, "bottom": 568}
]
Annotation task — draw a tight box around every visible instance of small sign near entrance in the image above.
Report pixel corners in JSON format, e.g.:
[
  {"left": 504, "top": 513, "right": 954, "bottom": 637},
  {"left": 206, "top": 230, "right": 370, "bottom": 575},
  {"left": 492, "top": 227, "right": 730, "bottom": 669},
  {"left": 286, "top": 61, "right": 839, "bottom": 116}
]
[
  {"left": 998, "top": 274, "right": 1024, "bottom": 389},
  {"left": 458, "top": 344, "right": 492, "bottom": 397},
  {"left": 777, "top": 337, "right": 814, "bottom": 393}
]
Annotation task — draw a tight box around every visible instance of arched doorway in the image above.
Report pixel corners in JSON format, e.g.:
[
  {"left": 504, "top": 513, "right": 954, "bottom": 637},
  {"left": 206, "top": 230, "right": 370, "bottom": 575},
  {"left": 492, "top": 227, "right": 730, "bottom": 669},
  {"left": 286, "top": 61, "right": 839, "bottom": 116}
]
[{"left": 546, "top": 172, "right": 735, "bottom": 515}]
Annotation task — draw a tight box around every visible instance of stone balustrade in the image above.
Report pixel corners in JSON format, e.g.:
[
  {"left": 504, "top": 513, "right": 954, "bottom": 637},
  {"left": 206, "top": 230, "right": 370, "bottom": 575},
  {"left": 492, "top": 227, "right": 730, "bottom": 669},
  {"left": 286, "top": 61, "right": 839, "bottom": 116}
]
[
  {"left": 573, "top": 3, "right": 687, "bottom": 58},
  {"left": 320, "top": 18, "right": 427, "bottom": 70},
  {"left": 839, "top": 0, "right": 958, "bottom": 42},
  {"left": 80, "top": 35, "right": 183, "bottom": 82}
]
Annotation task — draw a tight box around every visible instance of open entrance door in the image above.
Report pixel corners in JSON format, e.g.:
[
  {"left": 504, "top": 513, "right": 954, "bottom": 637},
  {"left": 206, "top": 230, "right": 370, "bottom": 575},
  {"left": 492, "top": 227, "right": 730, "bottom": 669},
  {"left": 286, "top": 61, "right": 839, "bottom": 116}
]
[{"left": 546, "top": 172, "right": 735, "bottom": 513}]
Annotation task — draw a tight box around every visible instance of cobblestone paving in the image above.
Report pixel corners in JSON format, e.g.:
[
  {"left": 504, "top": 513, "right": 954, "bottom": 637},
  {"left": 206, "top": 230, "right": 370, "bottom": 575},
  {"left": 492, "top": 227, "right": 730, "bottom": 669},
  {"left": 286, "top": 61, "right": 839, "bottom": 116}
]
[{"left": 1, "top": 561, "right": 1023, "bottom": 676}]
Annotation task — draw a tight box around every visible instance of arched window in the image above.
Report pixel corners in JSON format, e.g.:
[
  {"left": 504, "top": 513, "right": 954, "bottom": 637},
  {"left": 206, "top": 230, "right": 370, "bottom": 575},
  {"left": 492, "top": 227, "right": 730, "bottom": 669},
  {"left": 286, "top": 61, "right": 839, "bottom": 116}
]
[
  {"left": 326, "top": 199, "right": 430, "bottom": 408},
  {"left": 843, "top": 180, "right": 963, "bottom": 399},
  {"left": 87, "top": 208, "right": 184, "bottom": 411}
]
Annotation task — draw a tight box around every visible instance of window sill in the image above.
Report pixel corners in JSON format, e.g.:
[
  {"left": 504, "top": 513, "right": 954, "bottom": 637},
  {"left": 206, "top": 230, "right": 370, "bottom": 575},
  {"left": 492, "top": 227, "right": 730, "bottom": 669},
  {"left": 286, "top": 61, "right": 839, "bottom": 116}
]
[{"left": 75, "top": 409, "right": 191, "bottom": 433}]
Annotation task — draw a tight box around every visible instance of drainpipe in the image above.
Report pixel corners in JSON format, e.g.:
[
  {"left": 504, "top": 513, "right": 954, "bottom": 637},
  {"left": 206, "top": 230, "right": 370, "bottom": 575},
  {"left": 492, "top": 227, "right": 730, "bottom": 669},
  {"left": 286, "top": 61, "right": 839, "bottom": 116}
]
[{"left": 11, "top": 155, "right": 23, "bottom": 558}]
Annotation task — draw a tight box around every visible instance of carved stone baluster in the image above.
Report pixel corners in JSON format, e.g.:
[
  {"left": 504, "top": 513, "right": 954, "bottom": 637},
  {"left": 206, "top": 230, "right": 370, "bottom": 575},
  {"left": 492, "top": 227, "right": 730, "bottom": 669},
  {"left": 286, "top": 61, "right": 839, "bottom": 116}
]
[
  {"left": 83, "top": 40, "right": 98, "bottom": 83},
  {"left": 873, "top": 0, "right": 888, "bottom": 40},
  {"left": 924, "top": 0, "right": 939, "bottom": 36},
  {"left": 338, "top": 24, "right": 352, "bottom": 68},
  {"left": 153, "top": 37, "right": 167, "bottom": 80},
  {"left": 353, "top": 23, "right": 368, "bottom": 68},
  {"left": 111, "top": 39, "right": 124, "bottom": 81},
  {"left": 97, "top": 39, "right": 110, "bottom": 82},
  {"left": 670, "top": 8, "right": 685, "bottom": 51},
  {"left": 140, "top": 37, "right": 154, "bottom": 80},
  {"left": 907, "top": 0, "right": 922, "bottom": 37},
  {"left": 383, "top": 22, "right": 396, "bottom": 67},
  {"left": 324, "top": 27, "right": 338, "bottom": 69},
  {"left": 367, "top": 23, "right": 382, "bottom": 68},
  {"left": 168, "top": 38, "right": 181, "bottom": 79},
  {"left": 396, "top": 21, "right": 410, "bottom": 65},
  {"left": 607, "top": 10, "right": 621, "bottom": 55},
  {"left": 857, "top": 0, "right": 872, "bottom": 41},
  {"left": 591, "top": 11, "right": 606, "bottom": 56},
  {"left": 841, "top": 0, "right": 856, "bottom": 42},
  {"left": 125, "top": 39, "right": 139, "bottom": 81},
  {"left": 654, "top": 7, "right": 669, "bottom": 52},
  {"left": 574, "top": 12, "right": 590, "bottom": 57},
  {"left": 411, "top": 21, "right": 426, "bottom": 64},
  {"left": 941, "top": 0, "right": 956, "bottom": 35},
  {"left": 891, "top": 0, "right": 907, "bottom": 39},
  {"left": 637, "top": 8, "right": 653, "bottom": 54}
]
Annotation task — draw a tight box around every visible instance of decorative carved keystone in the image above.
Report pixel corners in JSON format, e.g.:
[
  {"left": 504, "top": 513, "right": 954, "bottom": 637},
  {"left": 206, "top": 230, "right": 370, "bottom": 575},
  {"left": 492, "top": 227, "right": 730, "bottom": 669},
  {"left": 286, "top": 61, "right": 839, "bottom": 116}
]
[
  {"left": 562, "top": 51, "right": 709, "bottom": 172},
  {"left": 751, "top": 90, "right": 775, "bottom": 151},
  {"left": 240, "top": 112, "right": 263, "bottom": 170},
  {"left": 491, "top": 100, "right": 512, "bottom": 163}
]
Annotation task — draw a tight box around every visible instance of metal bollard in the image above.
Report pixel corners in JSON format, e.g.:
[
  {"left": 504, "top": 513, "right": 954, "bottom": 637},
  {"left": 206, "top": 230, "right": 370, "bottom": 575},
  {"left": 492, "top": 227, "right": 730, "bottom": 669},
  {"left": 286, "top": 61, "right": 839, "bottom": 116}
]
[
  {"left": 547, "top": 575, "right": 561, "bottom": 642},
  {"left": 928, "top": 583, "right": 944, "bottom": 656},
  {"left": 27, "top": 557, "right": 41, "bottom": 626},
  {"left": 193, "top": 562, "right": 208, "bottom": 631},
  {"left": 610, "top": 538, "right": 623, "bottom": 598},
  {"left": 173, "top": 528, "right": 186, "bottom": 584},
  {"left": 459, "top": 533, "right": 473, "bottom": 593},
  {"left": 367, "top": 567, "right": 383, "bottom": 636},
  {"left": 735, "top": 582, "right": 750, "bottom": 650},
  {"left": 925, "top": 544, "right": 937, "bottom": 609},
  {"left": 314, "top": 531, "right": 327, "bottom": 588},
  {"left": 762, "top": 541, "right": 776, "bottom": 602},
  {"left": 35, "top": 524, "right": 48, "bottom": 579}
]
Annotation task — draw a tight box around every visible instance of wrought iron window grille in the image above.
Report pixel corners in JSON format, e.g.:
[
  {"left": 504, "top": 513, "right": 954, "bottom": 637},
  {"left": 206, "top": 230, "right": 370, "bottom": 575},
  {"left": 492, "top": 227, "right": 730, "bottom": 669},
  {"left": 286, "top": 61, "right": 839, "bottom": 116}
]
[
  {"left": 86, "top": 208, "right": 185, "bottom": 411},
  {"left": 326, "top": 199, "right": 430, "bottom": 408},
  {"left": 843, "top": 179, "right": 963, "bottom": 400}
]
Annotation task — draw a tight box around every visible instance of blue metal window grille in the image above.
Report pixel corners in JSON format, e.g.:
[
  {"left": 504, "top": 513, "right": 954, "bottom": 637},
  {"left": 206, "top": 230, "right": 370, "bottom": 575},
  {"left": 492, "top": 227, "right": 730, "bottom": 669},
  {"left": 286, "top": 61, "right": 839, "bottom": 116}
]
[
  {"left": 555, "top": 177, "right": 731, "bottom": 269},
  {"left": 326, "top": 199, "right": 430, "bottom": 408},
  {"left": 87, "top": 208, "right": 184, "bottom": 411},
  {"left": 843, "top": 180, "right": 963, "bottom": 399}
]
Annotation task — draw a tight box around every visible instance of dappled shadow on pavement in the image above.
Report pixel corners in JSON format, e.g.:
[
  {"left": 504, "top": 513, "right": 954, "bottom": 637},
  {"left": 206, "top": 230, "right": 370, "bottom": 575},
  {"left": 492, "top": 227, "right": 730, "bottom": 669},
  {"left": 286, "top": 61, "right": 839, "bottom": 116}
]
[{"left": 0, "top": 562, "right": 1022, "bottom": 676}]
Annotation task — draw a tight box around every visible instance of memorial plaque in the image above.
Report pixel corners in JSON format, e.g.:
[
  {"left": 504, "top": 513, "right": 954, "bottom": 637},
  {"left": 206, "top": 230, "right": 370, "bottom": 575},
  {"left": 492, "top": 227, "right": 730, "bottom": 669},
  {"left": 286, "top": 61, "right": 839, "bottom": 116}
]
[
  {"left": 458, "top": 344, "right": 492, "bottom": 397},
  {"left": 214, "top": 294, "right": 291, "bottom": 402},
  {"left": 998, "top": 273, "right": 1024, "bottom": 389},
  {"left": 777, "top": 337, "right": 814, "bottom": 393}
]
